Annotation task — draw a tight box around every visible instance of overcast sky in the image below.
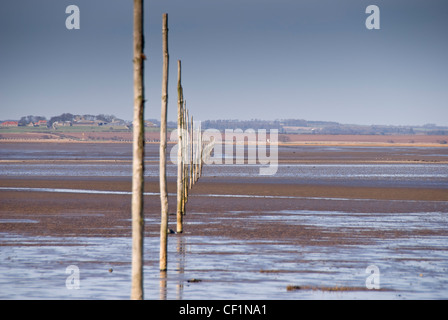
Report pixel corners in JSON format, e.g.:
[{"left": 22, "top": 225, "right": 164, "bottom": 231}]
[{"left": 1, "top": 0, "right": 447, "bottom": 126}]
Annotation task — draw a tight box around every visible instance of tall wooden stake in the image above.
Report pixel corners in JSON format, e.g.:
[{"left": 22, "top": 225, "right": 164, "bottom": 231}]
[
  {"left": 198, "top": 122, "right": 203, "bottom": 179},
  {"left": 176, "top": 60, "right": 184, "bottom": 233},
  {"left": 159, "top": 13, "right": 169, "bottom": 272},
  {"left": 131, "top": 0, "right": 145, "bottom": 300},
  {"left": 189, "top": 115, "right": 194, "bottom": 189},
  {"left": 183, "top": 103, "right": 188, "bottom": 206},
  {"left": 194, "top": 122, "right": 199, "bottom": 184}
]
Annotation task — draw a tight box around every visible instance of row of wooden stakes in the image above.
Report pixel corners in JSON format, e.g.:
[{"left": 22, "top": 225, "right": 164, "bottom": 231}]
[
  {"left": 131, "top": 9, "right": 216, "bottom": 299},
  {"left": 159, "top": 14, "right": 214, "bottom": 272},
  {"left": 175, "top": 61, "right": 214, "bottom": 234}
]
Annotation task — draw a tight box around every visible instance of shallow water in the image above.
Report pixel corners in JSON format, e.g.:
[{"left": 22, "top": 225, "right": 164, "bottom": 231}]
[
  {"left": 1, "top": 143, "right": 448, "bottom": 188},
  {"left": 1, "top": 206, "right": 447, "bottom": 300},
  {"left": 1, "top": 162, "right": 448, "bottom": 189},
  {"left": 1, "top": 144, "right": 447, "bottom": 161}
]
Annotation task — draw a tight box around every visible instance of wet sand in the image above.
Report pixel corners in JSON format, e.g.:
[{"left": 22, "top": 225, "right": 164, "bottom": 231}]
[
  {"left": 1, "top": 174, "right": 447, "bottom": 242},
  {"left": 1, "top": 142, "right": 448, "bottom": 250},
  {"left": 1, "top": 132, "right": 448, "bottom": 147}
]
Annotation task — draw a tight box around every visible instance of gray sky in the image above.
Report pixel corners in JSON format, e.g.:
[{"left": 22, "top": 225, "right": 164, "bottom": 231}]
[{"left": 1, "top": 0, "right": 447, "bottom": 126}]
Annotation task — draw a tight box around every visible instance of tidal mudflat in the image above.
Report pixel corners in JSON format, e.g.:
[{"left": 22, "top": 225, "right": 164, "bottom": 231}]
[{"left": 1, "top": 142, "right": 447, "bottom": 299}]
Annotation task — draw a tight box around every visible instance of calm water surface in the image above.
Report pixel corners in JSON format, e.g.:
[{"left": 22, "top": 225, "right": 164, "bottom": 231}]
[{"left": 1, "top": 208, "right": 447, "bottom": 299}]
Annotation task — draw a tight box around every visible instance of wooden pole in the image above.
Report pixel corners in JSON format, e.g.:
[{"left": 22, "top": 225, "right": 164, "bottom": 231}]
[
  {"left": 176, "top": 60, "right": 184, "bottom": 233},
  {"left": 186, "top": 110, "right": 191, "bottom": 191},
  {"left": 183, "top": 102, "right": 188, "bottom": 205},
  {"left": 159, "top": 13, "right": 169, "bottom": 272},
  {"left": 194, "top": 122, "right": 199, "bottom": 184},
  {"left": 131, "top": 0, "right": 145, "bottom": 300},
  {"left": 199, "top": 122, "right": 203, "bottom": 179},
  {"left": 189, "top": 115, "right": 194, "bottom": 190}
]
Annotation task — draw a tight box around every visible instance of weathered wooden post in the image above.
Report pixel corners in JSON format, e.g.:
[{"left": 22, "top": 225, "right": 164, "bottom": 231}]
[
  {"left": 199, "top": 122, "right": 203, "bottom": 179},
  {"left": 131, "top": 0, "right": 145, "bottom": 300},
  {"left": 183, "top": 103, "right": 189, "bottom": 206},
  {"left": 176, "top": 60, "right": 184, "bottom": 233},
  {"left": 185, "top": 109, "right": 191, "bottom": 193},
  {"left": 189, "top": 115, "right": 194, "bottom": 190},
  {"left": 192, "top": 119, "right": 196, "bottom": 185},
  {"left": 159, "top": 13, "right": 169, "bottom": 272},
  {"left": 194, "top": 121, "right": 200, "bottom": 184}
]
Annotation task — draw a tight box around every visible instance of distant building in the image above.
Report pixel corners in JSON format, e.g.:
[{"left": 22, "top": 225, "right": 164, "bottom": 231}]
[
  {"left": 72, "top": 120, "right": 97, "bottom": 126},
  {"left": 144, "top": 120, "right": 156, "bottom": 127},
  {"left": 1, "top": 121, "right": 19, "bottom": 127},
  {"left": 107, "top": 120, "right": 127, "bottom": 127},
  {"left": 53, "top": 121, "right": 72, "bottom": 128},
  {"left": 36, "top": 120, "right": 47, "bottom": 127}
]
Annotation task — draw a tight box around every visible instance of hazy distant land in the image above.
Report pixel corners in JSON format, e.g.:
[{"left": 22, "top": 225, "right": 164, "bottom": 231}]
[{"left": 1, "top": 115, "right": 447, "bottom": 146}]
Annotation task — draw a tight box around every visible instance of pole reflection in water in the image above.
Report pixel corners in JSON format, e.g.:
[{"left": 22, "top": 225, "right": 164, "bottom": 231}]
[
  {"left": 176, "top": 235, "right": 186, "bottom": 300},
  {"left": 158, "top": 235, "right": 187, "bottom": 300},
  {"left": 159, "top": 270, "right": 167, "bottom": 300}
]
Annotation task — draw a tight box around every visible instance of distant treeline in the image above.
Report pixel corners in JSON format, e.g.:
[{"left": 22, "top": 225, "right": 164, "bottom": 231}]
[
  {"left": 18, "top": 115, "right": 47, "bottom": 126},
  {"left": 15, "top": 113, "right": 128, "bottom": 127},
  {"left": 198, "top": 119, "right": 448, "bottom": 135},
  {"left": 47, "top": 113, "right": 125, "bottom": 127}
]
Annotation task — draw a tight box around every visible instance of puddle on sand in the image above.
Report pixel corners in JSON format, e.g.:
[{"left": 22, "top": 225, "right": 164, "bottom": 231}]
[
  {"left": 258, "top": 210, "right": 448, "bottom": 231},
  {"left": 0, "top": 219, "right": 38, "bottom": 224}
]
